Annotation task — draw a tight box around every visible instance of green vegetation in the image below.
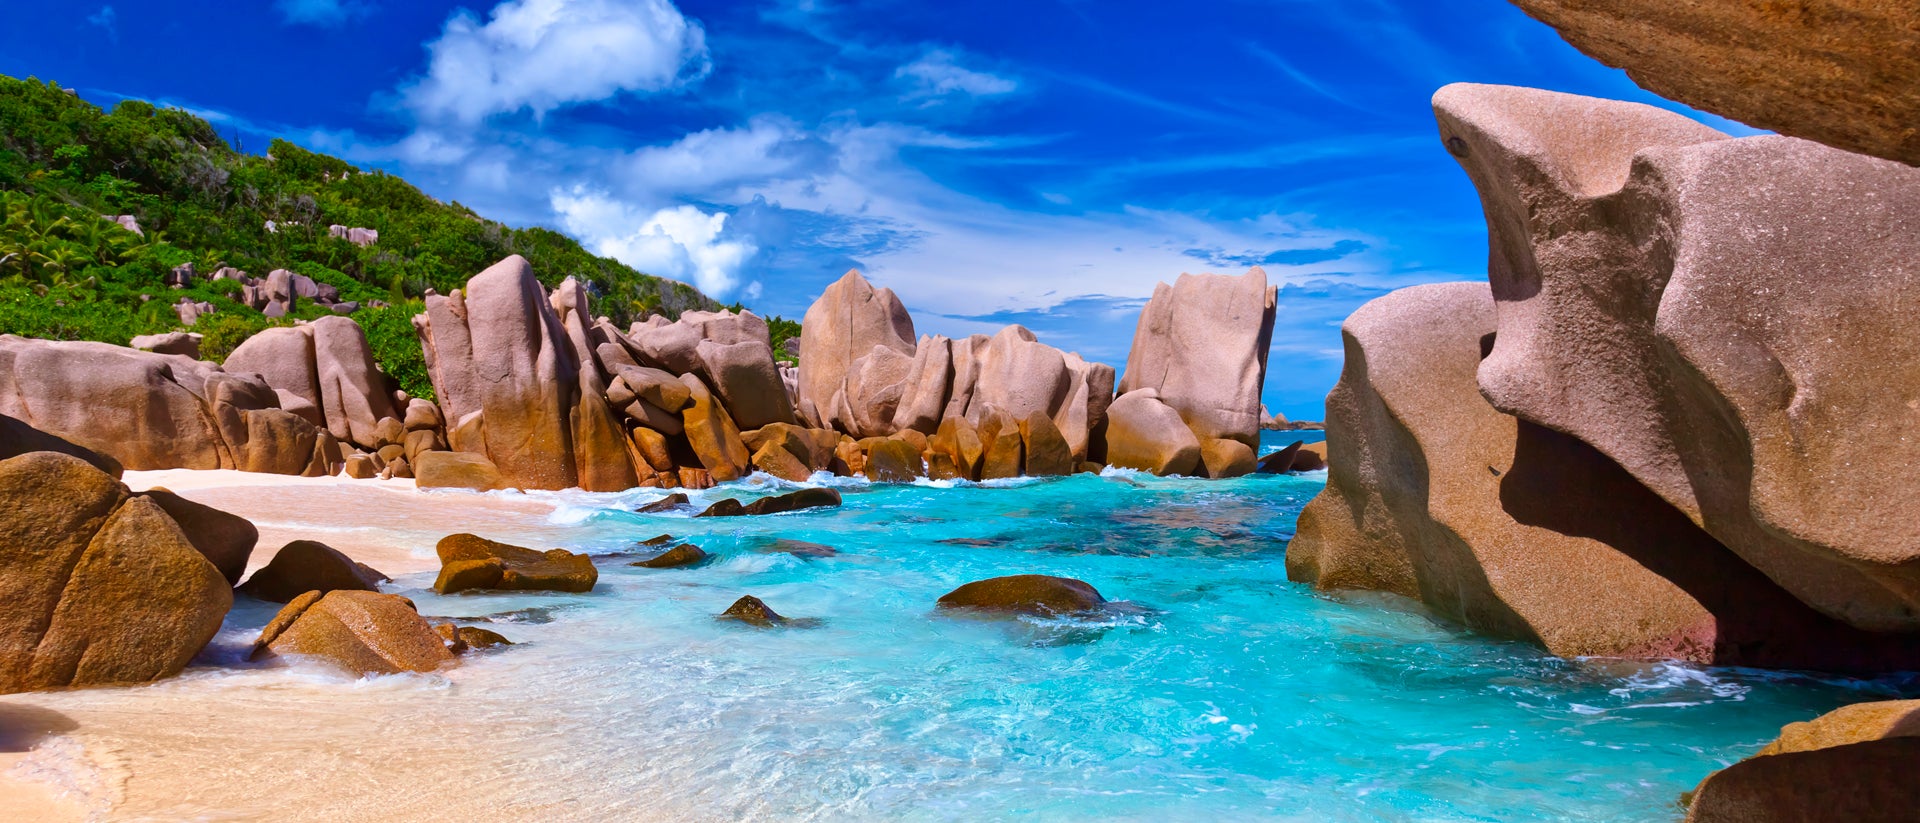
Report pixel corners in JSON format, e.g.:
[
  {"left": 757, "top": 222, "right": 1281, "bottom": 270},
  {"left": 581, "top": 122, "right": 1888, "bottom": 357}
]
[{"left": 0, "top": 73, "right": 739, "bottom": 399}]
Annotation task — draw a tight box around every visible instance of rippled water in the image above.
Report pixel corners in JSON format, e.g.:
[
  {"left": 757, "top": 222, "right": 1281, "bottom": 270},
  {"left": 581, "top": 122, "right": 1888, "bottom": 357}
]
[{"left": 13, "top": 432, "right": 1917, "bottom": 821}]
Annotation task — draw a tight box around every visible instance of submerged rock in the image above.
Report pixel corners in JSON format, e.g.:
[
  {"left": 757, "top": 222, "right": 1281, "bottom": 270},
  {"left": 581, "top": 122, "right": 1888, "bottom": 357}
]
[
  {"left": 251, "top": 590, "right": 453, "bottom": 675},
  {"left": 720, "top": 595, "right": 786, "bottom": 627},
  {"left": 1685, "top": 700, "right": 1920, "bottom": 822},
  {"left": 632, "top": 544, "right": 709, "bottom": 568},
  {"left": 237, "top": 539, "right": 389, "bottom": 603},
  {"left": 936, "top": 574, "right": 1106, "bottom": 616},
  {"left": 434, "top": 622, "right": 512, "bottom": 654},
  {"left": 433, "top": 533, "right": 597, "bottom": 594},
  {"left": 636, "top": 493, "right": 691, "bottom": 513},
  {"left": 0, "top": 452, "right": 231, "bottom": 694},
  {"left": 694, "top": 488, "right": 843, "bottom": 517}
]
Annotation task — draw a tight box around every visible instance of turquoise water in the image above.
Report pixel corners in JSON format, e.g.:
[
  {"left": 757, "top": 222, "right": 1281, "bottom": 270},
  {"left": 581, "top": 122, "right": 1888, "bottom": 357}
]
[{"left": 343, "top": 431, "right": 1915, "bottom": 822}]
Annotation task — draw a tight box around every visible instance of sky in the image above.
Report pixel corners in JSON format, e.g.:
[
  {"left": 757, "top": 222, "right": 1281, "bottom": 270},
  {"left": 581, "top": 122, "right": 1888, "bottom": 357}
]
[{"left": 0, "top": 0, "right": 1760, "bottom": 421}]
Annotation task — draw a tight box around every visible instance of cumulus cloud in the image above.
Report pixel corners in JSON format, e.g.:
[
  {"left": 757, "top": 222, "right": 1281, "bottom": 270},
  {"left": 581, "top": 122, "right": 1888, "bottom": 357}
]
[
  {"left": 551, "top": 188, "right": 758, "bottom": 299},
  {"left": 405, "top": 0, "right": 710, "bottom": 123},
  {"left": 276, "top": 0, "right": 371, "bottom": 27},
  {"left": 895, "top": 50, "right": 1017, "bottom": 102}
]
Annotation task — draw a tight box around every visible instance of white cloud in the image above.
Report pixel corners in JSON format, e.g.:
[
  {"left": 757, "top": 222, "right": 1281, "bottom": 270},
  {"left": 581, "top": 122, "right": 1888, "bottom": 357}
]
[
  {"left": 552, "top": 188, "right": 758, "bottom": 299},
  {"left": 621, "top": 116, "right": 811, "bottom": 196},
  {"left": 86, "top": 6, "right": 116, "bottom": 41},
  {"left": 404, "top": 0, "right": 710, "bottom": 124},
  {"left": 895, "top": 50, "right": 1017, "bottom": 102},
  {"left": 276, "top": 0, "right": 370, "bottom": 27}
]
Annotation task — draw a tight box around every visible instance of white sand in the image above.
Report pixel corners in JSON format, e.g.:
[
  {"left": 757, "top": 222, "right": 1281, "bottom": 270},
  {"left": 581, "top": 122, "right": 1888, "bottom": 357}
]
[{"left": 0, "top": 470, "right": 608, "bottom": 821}]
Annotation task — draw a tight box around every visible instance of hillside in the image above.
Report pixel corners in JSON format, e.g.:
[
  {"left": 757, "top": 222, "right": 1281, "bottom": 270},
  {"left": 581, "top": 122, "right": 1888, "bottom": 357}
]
[{"left": 0, "top": 73, "right": 750, "bottom": 399}]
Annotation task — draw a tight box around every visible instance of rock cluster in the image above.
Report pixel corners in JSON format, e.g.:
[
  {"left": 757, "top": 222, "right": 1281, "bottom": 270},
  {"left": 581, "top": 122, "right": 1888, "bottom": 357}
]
[
  {"left": 1685, "top": 700, "right": 1920, "bottom": 822},
  {"left": 1288, "top": 83, "right": 1920, "bottom": 671},
  {"left": 412, "top": 260, "right": 1270, "bottom": 489},
  {"left": 0, "top": 451, "right": 234, "bottom": 694},
  {"left": 0, "top": 335, "right": 346, "bottom": 475},
  {"left": 1115, "top": 267, "right": 1276, "bottom": 478}
]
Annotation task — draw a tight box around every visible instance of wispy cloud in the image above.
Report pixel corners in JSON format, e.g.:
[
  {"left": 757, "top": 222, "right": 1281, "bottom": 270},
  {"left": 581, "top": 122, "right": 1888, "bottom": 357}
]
[
  {"left": 895, "top": 50, "right": 1017, "bottom": 103},
  {"left": 86, "top": 6, "right": 116, "bottom": 43}
]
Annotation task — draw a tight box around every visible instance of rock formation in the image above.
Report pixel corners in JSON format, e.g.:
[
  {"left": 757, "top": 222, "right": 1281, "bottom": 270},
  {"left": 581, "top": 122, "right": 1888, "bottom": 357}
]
[
  {"left": 0, "top": 452, "right": 232, "bottom": 694},
  {"left": 937, "top": 575, "right": 1106, "bottom": 615},
  {"left": 796, "top": 270, "right": 916, "bottom": 432},
  {"left": 433, "top": 533, "right": 597, "bottom": 594},
  {"left": 1508, "top": 0, "right": 1920, "bottom": 167},
  {"left": 225, "top": 315, "right": 403, "bottom": 450},
  {"left": 238, "top": 540, "right": 390, "bottom": 603},
  {"left": 1436, "top": 83, "right": 1920, "bottom": 631},
  {"left": 1685, "top": 700, "right": 1920, "bottom": 822},
  {"left": 1118, "top": 267, "right": 1276, "bottom": 448},
  {"left": 0, "top": 336, "right": 340, "bottom": 475},
  {"left": 250, "top": 590, "right": 453, "bottom": 676}
]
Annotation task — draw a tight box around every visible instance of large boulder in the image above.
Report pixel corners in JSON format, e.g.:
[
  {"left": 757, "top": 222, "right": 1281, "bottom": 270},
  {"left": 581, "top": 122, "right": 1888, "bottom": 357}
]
[
  {"left": 1117, "top": 268, "right": 1276, "bottom": 447},
  {"left": 796, "top": 270, "right": 915, "bottom": 431},
  {"left": 309, "top": 316, "right": 401, "bottom": 450},
  {"left": 138, "top": 488, "right": 257, "bottom": 585},
  {"left": 1103, "top": 390, "right": 1200, "bottom": 476},
  {"left": 936, "top": 575, "right": 1105, "bottom": 615},
  {"left": 842, "top": 344, "right": 916, "bottom": 438},
  {"left": 0, "top": 453, "right": 230, "bottom": 694},
  {"left": 550, "top": 278, "right": 638, "bottom": 492},
  {"left": 433, "top": 533, "right": 597, "bottom": 594},
  {"left": 224, "top": 326, "right": 325, "bottom": 427},
  {"left": 1509, "top": 0, "right": 1920, "bottom": 166},
  {"left": 694, "top": 338, "right": 794, "bottom": 431},
  {"left": 1437, "top": 83, "right": 1920, "bottom": 631},
  {"left": 237, "top": 540, "right": 389, "bottom": 603},
  {"left": 679, "top": 373, "right": 750, "bottom": 482},
  {"left": 0, "top": 412, "right": 122, "bottom": 476},
  {"left": 962, "top": 326, "right": 1110, "bottom": 461},
  {"left": 1685, "top": 700, "right": 1920, "bottom": 822},
  {"left": 413, "top": 450, "right": 507, "bottom": 491},
  {"left": 414, "top": 256, "right": 581, "bottom": 490},
  {"left": 890, "top": 335, "right": 952, "bottom": 434},
  {"left": 250, "top": 590, "right": 453, "bottom": 676},
  {"left": 0, "top": 337, "right": 251, "bottom": 470},
  {"left": 1287, "top": 283, "right": 1920, "bottom": 670}
]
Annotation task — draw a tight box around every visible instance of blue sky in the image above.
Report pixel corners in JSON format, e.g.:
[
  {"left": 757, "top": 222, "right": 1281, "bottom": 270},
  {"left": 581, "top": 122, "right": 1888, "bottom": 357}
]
[{"left": 1, "top": 0, "right": 1759, "bottom": 421}]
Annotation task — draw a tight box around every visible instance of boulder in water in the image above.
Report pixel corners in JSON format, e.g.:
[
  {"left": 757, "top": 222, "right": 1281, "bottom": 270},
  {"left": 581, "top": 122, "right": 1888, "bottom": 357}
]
[
  {"left": 720, "top": 595, "right": 787, "bottom": 627},
  {"left": 937, "top": 574, "right": 1106, "bottom": 616},
  {"left": 1103, "top": 390, "right": 1200, "bottom": 476},
  {"left": 1117, "top": 268, "right": 1276, "bottom": 447},
  {"left": 1685, "top": 700, "right": 1920, "bottom": 822},
  {"left": 434, "top": 533, "right": 597, "bottom": 593},
  {"left": 632, "top": 544, "right": 709, "bottom": 569},
  {"left": 238, "top": 540, "right": 389, "bottom": 603},
  {"left": 251, "top": 590, "right": 454, "bottom": 675},
  {"left": 636, "top": 492, "right": 690, "bottom": 514},
  {"left": 796, "top": 269, "right": 916, "bottom": 431}
]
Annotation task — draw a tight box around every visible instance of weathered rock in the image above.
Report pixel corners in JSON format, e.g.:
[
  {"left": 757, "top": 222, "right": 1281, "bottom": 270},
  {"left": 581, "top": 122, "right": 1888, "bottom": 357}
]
[
  {"left": 1019, "top": 411, "right": 1074, "bottom": 477},
  {"left": 1118, "top": 268, "right": 1276, "bottom": 447},
  {"left": 1290, "top": 442, "right": 1327, "bottom": 472},
  {"left": 129, "top": 332, "right": 202, "bottom": 359},
  {"left": 719, "top": 595, "right": 786, "bottom": 627},
  {"left": 139, "top": 488, "right": 257, "bottom": 585},
  {"left": 433, "top": 558, "right": 505, "bottom": 595},
  {"left": 1103, "top": 390, "right": 1200, "bottom": 476},
  {"left": 864, "top": 437, "right": 923, "bottom": 483},
  {"left": 1509, "top": 0, "right": 1920, "bottom": 167},
  {"left": 1254, "top": 441, "right": 1302, "bottom": 475},
  {"left": 0, "top": 453, "right": 230, "bottom": 693},
  {"left": 1685, "top": 700, "right": 1920, "bottom": 823},
  {"left": 224, "top": 326, "right": 324, "bottom": 428},
  {"left": 415, "top": 256, "right": 579, "bottom": 490},
  {"left": 251, "top": 590, "right": 453, "bottom": 675},
  {"left": 930, "top": 416, "right": 985, "bottom": 481},
  {"left": 1289, "top": 283, "right": 1920, "bottom": 670},
  {"left": 237, "top": 540, "right": 389, "bottom": 603},
  {"left": 936, "top": 574, "right": 1105, "bottom": 615},
  {"left": 679, "top": 373, "right": 750, "bottom": 482},
  {"left": 751, "top": 440, "right": 812, "bottom": 482},
  {"left": 677, "top": 467, "right": 714, "bottom": 490},
  {"left": 550, "top": 278, "right": 638, "bottom": 492},
  {"left": 890, "top": 335, "right": 952, "bottom": 434},
  {"left": 632, "top": 544, "right": 709, "bottom": 568},
  {"left": 697, "top": 487, "right": 843, "bottom": 517},
  {"left": 310, "top": 316, "right": 400, "bottom": 449},
  {"left": 796, "top": 270, "right": 915, "bottom": 431},
  {"left": 842, "top": 344, "right": 916, "bottom": 438},
  {"left": 403, "top": 398, "right": 443, "bottom": 432},
  {"left": 636, "top": 492, "right": 690, "bottom": 514},
  {"left": 1438, "top": 83, "right": 1920, "bottom": 631},
  {"left": 434, "top": 533, "right": 597, "bottom": 593},
  {"left": 413, "top": 451, "right": 507, "bottom": 492},
  {"left": 0, "top": 412, "right": 122, "bottom": 476},
  {"left": 694, "top": 338, "right": 794, "bottom": 430},
  {"left": 436, "top": 623, "right": 510, "bottom": 653},
  {"left": 975, "top": 411, "right": 1024, "bottom": 481},
  {"left": 626, "top": 426, "right": 673, "bottom": 474},
  {"left": 343, "top": 453, "right": 378, "bottom": 479},
  {"left": 1198, "top": 438, "right": 1256, "bottom": 479}
]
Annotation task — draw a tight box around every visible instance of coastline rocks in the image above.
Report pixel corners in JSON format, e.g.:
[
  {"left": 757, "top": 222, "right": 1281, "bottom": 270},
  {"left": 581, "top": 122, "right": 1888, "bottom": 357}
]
[
  {"left": 936, "top": 574, "right": 1105, "bottom": 616},
  {"left": 1509, "top": 0, "right": 1920, "bottom": 166},
  {"left": 1685, "top": 701, "right": 1920, "bottom": 822},
  {"left": 796, "top": 270, "right": 916, "bottom": 431},
  {"left": 1437, "top": 83, "right": 1920, "bottom": 631},
  {"left": 0, "top": 412, "right": 123, "bottom": 477},
  {"left": 129, "top": 332, "right": 202, "bottom": 359},
  {"left": 636, "top": 492, "right": 690, "bottom": 513},
  {"left": 719, "top": 595, "right": 787, "bottom": 627},
  {"left": 1103, "top": 390, "right": 1200, "bottom": 476},
  {"left": 632, "top": 544, "right": 708, "bottom": 568},
  {"left": 679, "top": 373, "right": 750, "bottom": 482},
  {"left": 139, "top": 488, "right": 258, "bottom": 585},
  {"left": 550, "top": 278, "right": 638, "bottom": 493},
  {"left": 413, "top": 256, "right": 593, "bottom": 491},
  {"left": 250, "top": 590, "right": 453, "bottom": 676},
  {"left": 1198, "top": 438, "right": 1255, "bottom": 479},
  {"left": 433, "top": 533, "right": 597, "bottom": 594},
  {"left": 863, "top": 437, "right": 924, "bottom": 482},
  {"left": 413, "top": 451, "right": 506, "bottom": 491},
  {"left": 694, "top": 487, "right": 842, "bottom": 517},
  {"left": 693, "top": 338, "right": 795, "bottom": 431},
  {"left": 1287, "top": 283, "right": 1920, "bottom": 670},
  {"left": 0, "top": 452, "right": 231, "bottom": 694},
  {"left": 237, "top": 540, "right": 389, "bottom": 603},
  {"left": 436, "top": 623, "right": 511, "bottom": 653},
  {"left": 1118, "top": 268, "right": 1276, "bottom": 447}
]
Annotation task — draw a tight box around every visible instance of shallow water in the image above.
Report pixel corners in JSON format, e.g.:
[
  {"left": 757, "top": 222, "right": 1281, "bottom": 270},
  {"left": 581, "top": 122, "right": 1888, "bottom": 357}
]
[{"left": 10, "top": 432, "right": 1917, "bottom": 822}]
